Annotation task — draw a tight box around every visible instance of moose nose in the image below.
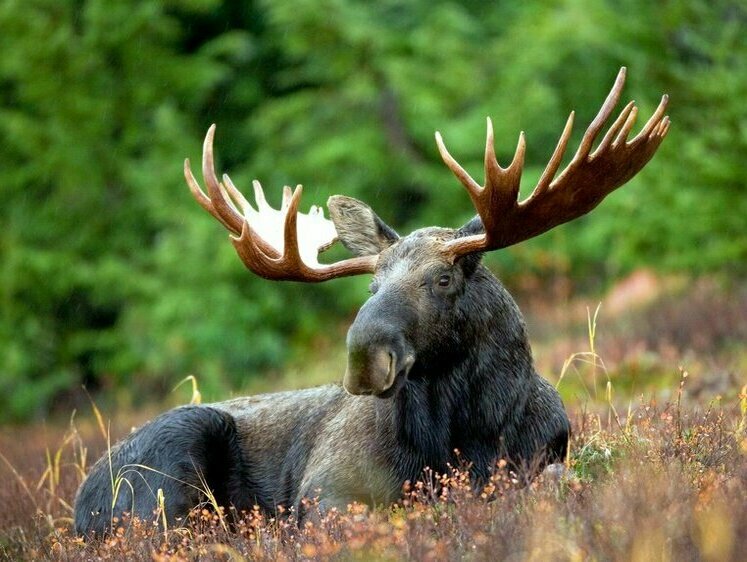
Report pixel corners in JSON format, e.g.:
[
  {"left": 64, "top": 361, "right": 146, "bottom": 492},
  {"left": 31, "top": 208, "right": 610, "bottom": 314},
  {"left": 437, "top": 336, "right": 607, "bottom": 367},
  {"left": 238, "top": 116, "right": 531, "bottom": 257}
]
[
  {"left": 343, "top": 347, "right": 397, "bottom": 395},
  {"left": 344, "top": 289, "right": 417, "bottom": 396}
]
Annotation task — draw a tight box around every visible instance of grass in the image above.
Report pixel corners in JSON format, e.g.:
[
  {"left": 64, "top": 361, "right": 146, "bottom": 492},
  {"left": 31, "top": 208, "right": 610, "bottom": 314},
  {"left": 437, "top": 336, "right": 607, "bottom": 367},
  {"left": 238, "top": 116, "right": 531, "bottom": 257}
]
[
  {"left": 0, "top": 386, "right": 745, "bottom": 561},
  {"left": 1, "top": 276, "right": 746, "bottom": 560}
]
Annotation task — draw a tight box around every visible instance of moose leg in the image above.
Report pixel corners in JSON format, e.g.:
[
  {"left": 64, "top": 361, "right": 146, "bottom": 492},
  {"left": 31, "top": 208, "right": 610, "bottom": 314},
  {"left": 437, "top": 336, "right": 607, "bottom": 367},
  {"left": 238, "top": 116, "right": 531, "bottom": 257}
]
[{"left": 74, "top": 405, "right": 247, "bottom": 537}]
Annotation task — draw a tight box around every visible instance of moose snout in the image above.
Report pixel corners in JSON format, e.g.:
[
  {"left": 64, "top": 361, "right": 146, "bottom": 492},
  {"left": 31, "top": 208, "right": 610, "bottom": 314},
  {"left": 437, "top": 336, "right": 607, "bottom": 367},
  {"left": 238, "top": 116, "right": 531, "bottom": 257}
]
[
  {"left": 343, "top": 343, "right": 415, "bottom": 397},
  {"left": 344, "top": 347, "right": 394, "bottom": 395},
  {"left": 344, "top": 291, "right": 417, "bottom": 397}
]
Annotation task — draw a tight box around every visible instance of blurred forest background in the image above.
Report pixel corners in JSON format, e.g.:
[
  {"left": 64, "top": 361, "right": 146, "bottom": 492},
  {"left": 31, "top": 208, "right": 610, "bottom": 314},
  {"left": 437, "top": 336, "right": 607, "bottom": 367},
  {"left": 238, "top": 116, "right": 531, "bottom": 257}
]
[{"left": 1, "top": 0, "right": 745, "bottom": 423}]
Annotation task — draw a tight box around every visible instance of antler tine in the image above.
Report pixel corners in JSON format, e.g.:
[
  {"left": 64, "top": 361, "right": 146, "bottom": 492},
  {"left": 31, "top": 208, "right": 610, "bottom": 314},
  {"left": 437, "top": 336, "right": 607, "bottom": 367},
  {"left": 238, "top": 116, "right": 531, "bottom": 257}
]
[
  {"left": 529, "top": 111, "right": 575, "bottom": 200},
  {"left": 218, "top": 179, "right": 243, "bottom": 216},
  {"left": 505, "top": 129, "right": 526, "bottom": 194},
  {"left": 252, "top": 180, "right": 271, "bottom": 212},
  {"left": 633, "top": 94, "right": 669, "bottom": 144},
  {"left": 201, "top": 124, "right": 244, "bottom": 235},
  {"left": 435, "top": 131, "right": 482, "bottom": 199},
  {"left": 185, "top": 157, "right": 248, "bottom": 236},
  {"left": 483, "top": 117, "right": 500, "bottom": 194},
  {"left": 184, "top": 159, "right": 225, "bottom": 228},
  {"left": 281, "top": 186, "right": 293, "bottom": 211},
  {"left": 568, "top": 66, "right": 627, "bottom": 166},
  {"left": 612, "top": 105, "right": 639, "bottom": 147},
  {"left": 657, "top": 115, "right": 671, "bottom": 138},
  {"left": 593, "top": 100, "right": 636, "bottom": 157},
  {"left": 282, "top": 185, "right": 304, "bottom": 263},
  {"left": 222, "top": 173, "right": 253, "bottom": 217}
]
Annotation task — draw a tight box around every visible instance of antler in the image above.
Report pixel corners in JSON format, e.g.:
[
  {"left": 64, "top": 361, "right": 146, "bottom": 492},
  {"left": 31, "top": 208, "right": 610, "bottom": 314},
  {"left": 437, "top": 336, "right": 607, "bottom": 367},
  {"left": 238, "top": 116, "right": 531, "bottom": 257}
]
[
  {"left": 435, "top": 67, "right": 670, "bottom": 258},
  {"left": 184, "top": 125, "right": 377, "bottom": 281}
]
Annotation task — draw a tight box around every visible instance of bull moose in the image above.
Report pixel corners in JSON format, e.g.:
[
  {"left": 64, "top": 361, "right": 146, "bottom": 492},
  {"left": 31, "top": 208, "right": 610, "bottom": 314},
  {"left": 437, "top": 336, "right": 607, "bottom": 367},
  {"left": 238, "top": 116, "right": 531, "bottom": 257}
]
[{"left": 74, "top": 68, "right": 669, "bottom": 535}]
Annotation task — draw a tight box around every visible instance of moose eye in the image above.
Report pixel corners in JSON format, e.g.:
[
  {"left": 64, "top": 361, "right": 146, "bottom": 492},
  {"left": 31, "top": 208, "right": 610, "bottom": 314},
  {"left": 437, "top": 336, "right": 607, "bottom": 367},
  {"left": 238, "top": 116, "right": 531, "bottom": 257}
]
[{"left": 437, "top": 274, "right": 452, "bottom": 288}]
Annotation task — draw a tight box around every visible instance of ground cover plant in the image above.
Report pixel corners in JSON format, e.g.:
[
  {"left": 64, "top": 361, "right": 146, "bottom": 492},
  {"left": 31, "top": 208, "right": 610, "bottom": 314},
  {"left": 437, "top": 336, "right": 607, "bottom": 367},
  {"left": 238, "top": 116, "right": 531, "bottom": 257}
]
[
  {"left": 1, "top": 280, "right": 745, "bottom": 561},
  {"left": 0, "top": 379, "right": 745, "bottom": 561}
]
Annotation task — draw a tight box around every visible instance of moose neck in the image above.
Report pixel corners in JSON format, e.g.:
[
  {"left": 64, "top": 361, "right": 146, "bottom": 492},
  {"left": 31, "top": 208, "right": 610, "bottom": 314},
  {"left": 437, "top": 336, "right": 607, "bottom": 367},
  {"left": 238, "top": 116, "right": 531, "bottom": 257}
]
[{"left": 379, "top": 266, "right": 536, "bottom": 479}]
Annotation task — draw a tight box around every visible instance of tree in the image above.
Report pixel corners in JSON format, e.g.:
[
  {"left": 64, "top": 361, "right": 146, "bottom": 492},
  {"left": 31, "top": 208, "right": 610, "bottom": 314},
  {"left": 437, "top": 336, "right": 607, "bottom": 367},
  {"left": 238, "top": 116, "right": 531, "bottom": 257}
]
[{"left": 1, "top": 0, "right": 744, "bottom": 422}]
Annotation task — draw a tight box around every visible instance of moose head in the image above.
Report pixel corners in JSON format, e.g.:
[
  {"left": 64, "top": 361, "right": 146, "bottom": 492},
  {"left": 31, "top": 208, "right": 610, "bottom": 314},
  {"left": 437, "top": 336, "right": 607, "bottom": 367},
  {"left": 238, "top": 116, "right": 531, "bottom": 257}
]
[{"left": 184, "top": 67, "right": 669, "bottom": 398}]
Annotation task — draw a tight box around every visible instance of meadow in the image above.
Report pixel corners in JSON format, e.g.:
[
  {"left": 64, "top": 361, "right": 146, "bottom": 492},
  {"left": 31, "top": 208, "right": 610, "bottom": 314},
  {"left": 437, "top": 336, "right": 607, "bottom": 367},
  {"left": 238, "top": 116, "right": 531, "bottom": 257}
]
[
  {"left": 1, "top": 2, "right": 745, "bottom": 560},
  {"left": 1, "top": 275, "right": 745, "bottom": 561}
]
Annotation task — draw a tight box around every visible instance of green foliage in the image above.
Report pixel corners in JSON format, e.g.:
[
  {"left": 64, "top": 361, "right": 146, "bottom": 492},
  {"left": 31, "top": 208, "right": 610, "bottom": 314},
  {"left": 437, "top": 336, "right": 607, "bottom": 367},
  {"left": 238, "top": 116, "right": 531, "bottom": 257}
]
[{"left": 0, "top": 0, "right": 745, "bottom": 421}]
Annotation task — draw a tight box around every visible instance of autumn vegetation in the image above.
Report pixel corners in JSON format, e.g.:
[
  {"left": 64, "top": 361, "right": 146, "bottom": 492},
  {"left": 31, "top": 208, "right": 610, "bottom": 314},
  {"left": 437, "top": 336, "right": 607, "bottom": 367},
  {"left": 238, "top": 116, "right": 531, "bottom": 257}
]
[
  {"left": 1, "top": 278, "right": 746, "bottom": 560},
  {"left": 1, "top": 0, "right": 745, "bottom": 560}
]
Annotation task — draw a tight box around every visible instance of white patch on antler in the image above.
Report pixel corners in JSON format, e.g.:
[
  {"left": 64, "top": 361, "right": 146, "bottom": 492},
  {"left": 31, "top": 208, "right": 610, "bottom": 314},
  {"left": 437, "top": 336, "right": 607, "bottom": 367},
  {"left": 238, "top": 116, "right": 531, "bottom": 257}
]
[{"left": 223, "top": 175, "right": 338, "bottom": 266}]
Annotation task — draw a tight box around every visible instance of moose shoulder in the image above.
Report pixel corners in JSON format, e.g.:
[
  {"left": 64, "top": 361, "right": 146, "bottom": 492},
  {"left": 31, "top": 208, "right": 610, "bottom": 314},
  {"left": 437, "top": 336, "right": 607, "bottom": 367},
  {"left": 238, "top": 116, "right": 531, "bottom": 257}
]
[{"left": 74, "top": 67, "right": 669, "bottom": 536}]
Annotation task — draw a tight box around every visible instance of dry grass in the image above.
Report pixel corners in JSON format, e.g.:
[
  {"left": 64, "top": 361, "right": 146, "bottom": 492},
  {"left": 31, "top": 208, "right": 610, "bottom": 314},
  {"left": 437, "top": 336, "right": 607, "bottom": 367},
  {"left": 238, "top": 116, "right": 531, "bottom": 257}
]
[
  {"left": 527, "top": 276, "right": 747, "bottom": 403},
  {"left": 2, "top": 277, "right": 745, "bottom": 561},
  {"left": 1, "top": 378, "right": 745, "bottom": 561}
]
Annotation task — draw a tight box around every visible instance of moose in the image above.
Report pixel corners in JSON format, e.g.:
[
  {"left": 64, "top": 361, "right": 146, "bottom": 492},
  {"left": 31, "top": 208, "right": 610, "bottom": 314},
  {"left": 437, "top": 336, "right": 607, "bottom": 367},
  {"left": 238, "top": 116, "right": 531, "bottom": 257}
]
[{"left": 74, "top": 68, "right": 669, "bottom": 535}]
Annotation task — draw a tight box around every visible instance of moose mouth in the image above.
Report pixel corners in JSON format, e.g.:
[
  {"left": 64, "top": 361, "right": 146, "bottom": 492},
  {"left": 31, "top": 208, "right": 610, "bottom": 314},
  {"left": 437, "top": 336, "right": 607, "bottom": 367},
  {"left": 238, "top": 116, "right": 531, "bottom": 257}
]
[{"left": 373, "top": 364, "right": 410, "bottom": 399}]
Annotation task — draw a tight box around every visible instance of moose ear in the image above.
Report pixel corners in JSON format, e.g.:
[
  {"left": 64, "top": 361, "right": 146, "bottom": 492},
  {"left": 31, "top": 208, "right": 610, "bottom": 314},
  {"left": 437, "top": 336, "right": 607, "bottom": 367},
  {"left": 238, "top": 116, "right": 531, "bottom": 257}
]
[
  {"left": 327, "top": 195, "right": 399, "bottom": 257},
  {"left": 456, "top": 215, "right": 484, "bottom": 238}
]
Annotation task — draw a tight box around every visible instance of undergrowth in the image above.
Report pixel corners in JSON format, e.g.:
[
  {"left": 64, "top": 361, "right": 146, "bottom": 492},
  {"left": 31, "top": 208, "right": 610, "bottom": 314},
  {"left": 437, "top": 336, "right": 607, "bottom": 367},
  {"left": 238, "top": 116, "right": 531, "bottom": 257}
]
[
  {"left": 0, "top": 379, "right": 745, "bottom": 561},
  {"left": 1, "top": 294, "right": 745, "bottom": 561}
]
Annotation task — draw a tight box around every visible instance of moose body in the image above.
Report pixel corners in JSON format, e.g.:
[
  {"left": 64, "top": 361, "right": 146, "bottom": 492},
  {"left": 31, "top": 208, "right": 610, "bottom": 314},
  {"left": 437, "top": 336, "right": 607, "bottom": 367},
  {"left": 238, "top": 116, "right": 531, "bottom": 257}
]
[
  {"left": 74, "top": 68, "right": 669, "bottom": 536},
  {"left": 74, "top": 230, "right": 569, "bottom": 535}
]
